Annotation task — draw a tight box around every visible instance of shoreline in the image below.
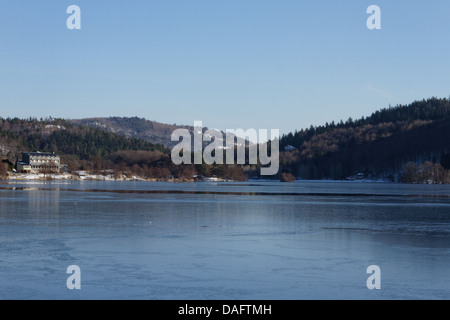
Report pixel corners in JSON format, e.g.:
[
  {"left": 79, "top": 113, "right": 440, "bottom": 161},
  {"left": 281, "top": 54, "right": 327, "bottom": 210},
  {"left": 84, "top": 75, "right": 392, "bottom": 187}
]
[
  {"left": 4, "top": 173, "right": 177, "bottom": 182},
  {"left": 2, "top": 173, "right": 447, "bottom": 185}
]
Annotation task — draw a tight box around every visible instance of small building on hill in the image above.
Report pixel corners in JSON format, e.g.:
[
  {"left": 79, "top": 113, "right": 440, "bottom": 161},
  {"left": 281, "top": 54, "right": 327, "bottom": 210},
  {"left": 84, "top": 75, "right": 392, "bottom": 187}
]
[{"left": 17, "top": 152, "right": 60, "bottom": 173}]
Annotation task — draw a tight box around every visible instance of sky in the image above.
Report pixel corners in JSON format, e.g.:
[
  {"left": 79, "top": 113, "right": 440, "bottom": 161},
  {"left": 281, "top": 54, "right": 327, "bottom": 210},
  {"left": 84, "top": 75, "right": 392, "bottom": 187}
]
[{"left": 1, "top": 0, "right": 450, "bottom": 138}]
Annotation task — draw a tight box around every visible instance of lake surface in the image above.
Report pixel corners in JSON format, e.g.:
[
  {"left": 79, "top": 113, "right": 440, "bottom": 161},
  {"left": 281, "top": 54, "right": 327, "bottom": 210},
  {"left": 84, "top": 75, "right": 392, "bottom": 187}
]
[{"left": 0, "top": 180, "right": 449, "bottom": 300}]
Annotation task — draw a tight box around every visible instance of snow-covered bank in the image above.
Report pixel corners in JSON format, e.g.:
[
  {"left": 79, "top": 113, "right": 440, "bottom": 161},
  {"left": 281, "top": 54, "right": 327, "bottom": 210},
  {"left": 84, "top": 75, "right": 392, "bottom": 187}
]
[
  {"left": 5, "top": 173, "right": 147, "bottom": 182},
  {"left": 3, "top": 172, "right": 231, "bottom": 182}
]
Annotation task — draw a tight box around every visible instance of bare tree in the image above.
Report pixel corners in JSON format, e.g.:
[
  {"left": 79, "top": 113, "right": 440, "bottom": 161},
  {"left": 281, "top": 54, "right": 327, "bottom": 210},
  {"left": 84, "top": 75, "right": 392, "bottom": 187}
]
[
  {"left": 401, "top": 161, "right": 450, "bottom": 184},
  {"left": 400, "top": 162, "right": 418, "bottom": 183}
]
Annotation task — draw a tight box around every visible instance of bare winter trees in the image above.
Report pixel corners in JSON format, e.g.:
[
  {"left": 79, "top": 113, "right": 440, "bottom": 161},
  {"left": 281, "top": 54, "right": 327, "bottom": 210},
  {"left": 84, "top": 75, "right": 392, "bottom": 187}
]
[{"left": 400, "top": 162, "right": 450, "bottom": 184}]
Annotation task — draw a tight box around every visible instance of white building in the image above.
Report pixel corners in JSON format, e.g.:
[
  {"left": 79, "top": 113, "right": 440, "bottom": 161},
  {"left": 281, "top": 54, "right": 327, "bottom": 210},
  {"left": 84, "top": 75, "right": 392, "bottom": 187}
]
[{"left": 17, "top": 152, "right": 60, "bottom": 173}]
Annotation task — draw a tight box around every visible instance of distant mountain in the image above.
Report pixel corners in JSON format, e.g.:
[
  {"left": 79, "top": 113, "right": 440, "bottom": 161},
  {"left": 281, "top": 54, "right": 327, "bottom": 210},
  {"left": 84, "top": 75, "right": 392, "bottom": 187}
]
[
  {"left": 68, "top": 117, "right": 249, "bottom": 149},
  {"left": 68, "top": 117, "right": 191, "bottom": 147},
  {"left": 279, "top": 97, "right": 450, "bottom": 181}
]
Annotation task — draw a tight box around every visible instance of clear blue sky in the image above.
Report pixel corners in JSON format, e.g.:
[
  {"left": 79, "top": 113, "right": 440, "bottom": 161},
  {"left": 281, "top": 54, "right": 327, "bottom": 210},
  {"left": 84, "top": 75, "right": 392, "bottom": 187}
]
[{"left": 1, "top": 1, "right": 450, "bottom": 137}]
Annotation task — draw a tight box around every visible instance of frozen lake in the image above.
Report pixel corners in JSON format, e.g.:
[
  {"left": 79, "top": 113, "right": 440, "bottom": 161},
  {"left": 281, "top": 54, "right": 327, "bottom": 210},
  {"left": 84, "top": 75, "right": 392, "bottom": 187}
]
[{"left": 0, "top": 180, "right": 449, "bottom": 300}]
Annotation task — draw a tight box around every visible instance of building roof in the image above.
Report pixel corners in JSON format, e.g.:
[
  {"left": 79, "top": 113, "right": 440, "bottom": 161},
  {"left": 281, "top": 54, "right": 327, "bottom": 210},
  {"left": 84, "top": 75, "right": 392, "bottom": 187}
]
[{"left": 22, "top": 152, "right": 59, "bottom": 157}]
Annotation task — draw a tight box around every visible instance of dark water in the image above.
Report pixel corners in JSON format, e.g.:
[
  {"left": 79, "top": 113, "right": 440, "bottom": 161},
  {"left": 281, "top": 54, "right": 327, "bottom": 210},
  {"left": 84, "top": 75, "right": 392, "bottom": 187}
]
[{"left": 0, "top": 180, "right": 449, "bottom": 300}]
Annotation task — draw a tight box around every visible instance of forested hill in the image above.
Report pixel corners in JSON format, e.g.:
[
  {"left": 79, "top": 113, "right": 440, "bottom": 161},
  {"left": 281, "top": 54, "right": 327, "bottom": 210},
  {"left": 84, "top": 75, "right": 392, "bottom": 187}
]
[{"left": 279, "top": 97, "right": 450, "bottom": 181}]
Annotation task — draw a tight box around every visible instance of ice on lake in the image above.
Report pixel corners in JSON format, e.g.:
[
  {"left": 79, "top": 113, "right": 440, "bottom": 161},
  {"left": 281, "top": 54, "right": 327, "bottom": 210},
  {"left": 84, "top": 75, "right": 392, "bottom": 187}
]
[{"left": 0, "top": 180, "right": 449, "bottom": 300}]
